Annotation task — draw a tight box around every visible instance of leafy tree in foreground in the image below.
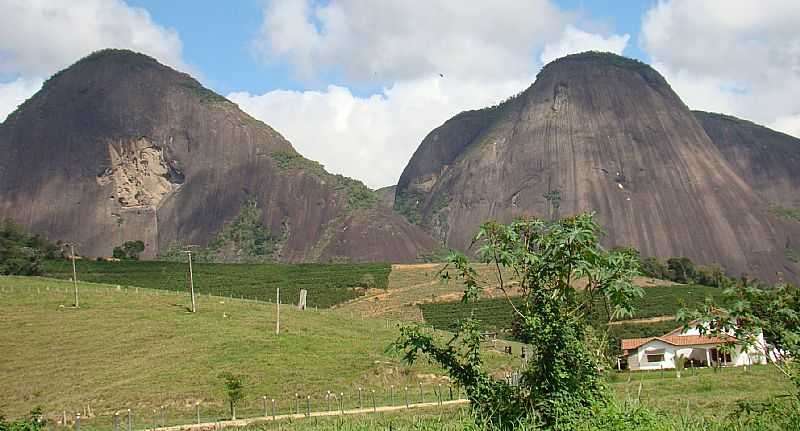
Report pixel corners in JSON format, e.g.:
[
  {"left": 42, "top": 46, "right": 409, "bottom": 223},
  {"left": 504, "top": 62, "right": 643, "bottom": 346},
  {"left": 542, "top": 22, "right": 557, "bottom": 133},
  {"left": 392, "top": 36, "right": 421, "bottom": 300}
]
[
  {"left": 395, "top": 213, "right": 642, "bottom": 429},
  {"left": 219, "top": 372, "right": 246, "bottom": 420},
  {"left": 678, "top": 278, "right": 800, "bottom": 392}
]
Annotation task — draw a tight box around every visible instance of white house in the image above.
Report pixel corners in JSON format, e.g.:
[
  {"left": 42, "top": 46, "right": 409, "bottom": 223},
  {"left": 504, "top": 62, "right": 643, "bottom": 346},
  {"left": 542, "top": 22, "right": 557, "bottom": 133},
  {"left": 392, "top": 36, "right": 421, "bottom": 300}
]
[{"left": 621, "top": 322, "right": 769, "bottom": 371}]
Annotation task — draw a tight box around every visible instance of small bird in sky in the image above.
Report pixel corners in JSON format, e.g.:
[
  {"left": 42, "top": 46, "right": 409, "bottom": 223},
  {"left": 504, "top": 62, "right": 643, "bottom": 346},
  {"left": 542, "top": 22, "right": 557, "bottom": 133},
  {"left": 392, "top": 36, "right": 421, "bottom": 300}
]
[{"left": 439, "top": 73, "right": 444, "bottom": 78}]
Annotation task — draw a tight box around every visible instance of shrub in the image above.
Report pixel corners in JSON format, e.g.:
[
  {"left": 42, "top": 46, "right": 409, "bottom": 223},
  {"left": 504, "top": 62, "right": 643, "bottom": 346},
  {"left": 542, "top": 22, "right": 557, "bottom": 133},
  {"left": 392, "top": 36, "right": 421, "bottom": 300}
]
[
  {"left": 112, "top": 240, "right": 145, "bottom": 260},
  {"left": 397, "top": 213, "right": 642, "bottom": 429}
]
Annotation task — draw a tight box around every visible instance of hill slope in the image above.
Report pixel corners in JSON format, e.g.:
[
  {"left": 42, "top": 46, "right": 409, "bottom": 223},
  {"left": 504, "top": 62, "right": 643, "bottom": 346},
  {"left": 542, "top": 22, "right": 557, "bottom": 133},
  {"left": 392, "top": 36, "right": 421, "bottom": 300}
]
[
  {"left": 0, "top": 49, "right": 437, "bottom": 262},
  {"left": 694, "top": 111, "right": 800, "bottom": 208},
  {"left": 396, "top": 52, "right": 799, "bottom": 282}
]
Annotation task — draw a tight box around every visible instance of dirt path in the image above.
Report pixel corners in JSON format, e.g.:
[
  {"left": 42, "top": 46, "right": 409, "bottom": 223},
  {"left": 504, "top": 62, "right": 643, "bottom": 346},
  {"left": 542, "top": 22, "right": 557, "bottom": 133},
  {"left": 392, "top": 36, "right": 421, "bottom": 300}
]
[{"left": 150, "top": 399, "right": 470, "bottom": 431}]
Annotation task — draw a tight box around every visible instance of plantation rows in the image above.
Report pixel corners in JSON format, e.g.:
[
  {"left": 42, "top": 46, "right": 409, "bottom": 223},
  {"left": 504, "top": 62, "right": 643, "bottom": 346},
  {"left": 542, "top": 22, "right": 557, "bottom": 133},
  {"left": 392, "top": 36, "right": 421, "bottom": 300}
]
[
  {"left": 41, "top": 260, "right": 391, "bottom": 308},
  {"left": 418, "top": 285, "right": 725, "bottom": 334}
]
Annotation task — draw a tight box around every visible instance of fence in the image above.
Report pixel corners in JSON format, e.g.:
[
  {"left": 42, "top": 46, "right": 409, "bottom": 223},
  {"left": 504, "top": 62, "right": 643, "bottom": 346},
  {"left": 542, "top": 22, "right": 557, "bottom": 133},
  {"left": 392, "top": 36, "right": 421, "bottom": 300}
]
[{"left": 35, "top": 383, "right": 467, "bottom": 431}]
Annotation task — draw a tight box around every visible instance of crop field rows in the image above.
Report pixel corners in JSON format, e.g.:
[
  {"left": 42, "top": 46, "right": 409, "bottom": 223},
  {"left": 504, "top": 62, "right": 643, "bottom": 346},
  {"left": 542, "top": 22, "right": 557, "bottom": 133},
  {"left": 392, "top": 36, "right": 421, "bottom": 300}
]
[
  {"left": 41, "top": 260, "right": 392, "bottom": 308},
  {"left": 417, "top": 285, "right": 725, "bottom": 346}
]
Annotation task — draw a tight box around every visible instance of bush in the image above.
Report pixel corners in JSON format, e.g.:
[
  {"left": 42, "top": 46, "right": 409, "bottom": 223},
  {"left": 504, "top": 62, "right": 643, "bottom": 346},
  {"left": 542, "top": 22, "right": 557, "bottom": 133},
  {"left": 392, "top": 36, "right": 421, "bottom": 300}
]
[
  {"left": 0, "top": 220, "right": 58, "bottom": 276},
  {"left": 112, "top": 240, "right": 145, "bottom": 260}
]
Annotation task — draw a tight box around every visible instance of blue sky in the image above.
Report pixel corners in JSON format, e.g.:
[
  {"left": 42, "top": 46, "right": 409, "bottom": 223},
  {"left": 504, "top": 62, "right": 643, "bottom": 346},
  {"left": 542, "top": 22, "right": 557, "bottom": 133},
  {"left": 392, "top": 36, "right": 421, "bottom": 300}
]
[
  {"left": 0, "top": 1, "right": 798, "bottom": 187},
  {"left": 127, "top": 0, "right": 656, "bottom": 97}
]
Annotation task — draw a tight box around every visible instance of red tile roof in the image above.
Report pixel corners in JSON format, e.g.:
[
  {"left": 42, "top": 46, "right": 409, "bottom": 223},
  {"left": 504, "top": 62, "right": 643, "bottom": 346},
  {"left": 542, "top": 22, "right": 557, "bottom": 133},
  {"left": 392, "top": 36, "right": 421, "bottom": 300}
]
[{"left": 621, "top": 334, "right": 732, "bottom": 351}]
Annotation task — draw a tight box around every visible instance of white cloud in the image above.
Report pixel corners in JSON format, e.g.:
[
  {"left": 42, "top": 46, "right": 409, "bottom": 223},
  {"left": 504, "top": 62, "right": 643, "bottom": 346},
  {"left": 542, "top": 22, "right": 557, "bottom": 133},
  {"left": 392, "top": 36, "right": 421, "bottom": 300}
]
[
  {"left": 0, "top": 0, "right": 186, "bottom": 77},
  {"left": 254, "top": 0, "right": 570, "bottom": 82},
  {"left": 0, "top": 0, "right": 187, "bottom": 122},
  {"left": 771, "top": 115, "right": 800, "bottom": 138},
  {"left": 641, "top": 0, "right": 800, "bottom": 137},
  {"left": 229, "top": 77, "right": 531, "bottom": 188},
  {"left": 248, "top": 0, "right": 633, "bottom": 187},
  {"left": 540, "top": 25, "right": 630, "bottom": 64},
  {"left": 0, "top": 77, "right": 43, "bottom": 122}
]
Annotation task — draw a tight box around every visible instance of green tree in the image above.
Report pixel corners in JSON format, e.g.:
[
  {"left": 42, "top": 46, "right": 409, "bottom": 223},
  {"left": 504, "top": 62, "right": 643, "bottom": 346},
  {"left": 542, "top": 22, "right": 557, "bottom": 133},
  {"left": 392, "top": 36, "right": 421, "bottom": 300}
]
[
  {"left": 667, "top": 257, "right": 696, "bottom": 283},
  {"left": 0, "top": 219, "right": 58, "bottom": 276},
  {"left": 395, "top": 213, "right": 642, "bottom": 428},
  {"left": 678, "top": 278, "right": 800, "bottom": 391},
  {"left": 112, "top": 240, "right": 145, "bottom": 260},
  {"left": 219, "top": 372, "right": 245, "bottom": 420}
]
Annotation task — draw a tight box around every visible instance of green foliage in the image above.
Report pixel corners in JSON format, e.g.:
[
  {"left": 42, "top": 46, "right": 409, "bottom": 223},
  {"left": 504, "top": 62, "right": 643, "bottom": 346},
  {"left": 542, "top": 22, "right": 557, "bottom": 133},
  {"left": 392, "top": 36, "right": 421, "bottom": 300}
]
[
  {"left": 112, "top": 240, "right": 145, "bottom": 260},
  {"left": 0, "top": 408, "right": 44, "bottom": 431},
  {"left": 41, "top": 260, "right": 390, "bottom": 308},
  {"left": 0, "top": 220, "right": 60, "bottom": 276},
  {"left": 271, "top": 151, "right": 377, "bottom": 211},
  {"left": 639, "top": 254, "right": 732, "bottom": 288},
  {"left": 771, "top": 205, "right": 800, "bottom": 222},
  {"left": 394, "top": 190, "right": 424, "bottom": 225},
  {"left": 678, "top": 278, "right": 800, "bottom": 391},
  {"left": 787, "top": 248, "right": 800, "bottom": 263},
  {"left": 417, "top": 246, "right": 458, "bottom": 263},
  {"left": 206, "top": 199, "right": 279, "bottom": 262},
  {"left": 219, "top": 372, "right": 246, "bottom": 419},
  {"left": 397, "top": 213, "right": 643, "bottom": 428},
  {"left": 419, "top": 285, "right": 724, "bottom": 336},
  {"left": 666, "top": 257, "right": 696, "bottom": 284}
]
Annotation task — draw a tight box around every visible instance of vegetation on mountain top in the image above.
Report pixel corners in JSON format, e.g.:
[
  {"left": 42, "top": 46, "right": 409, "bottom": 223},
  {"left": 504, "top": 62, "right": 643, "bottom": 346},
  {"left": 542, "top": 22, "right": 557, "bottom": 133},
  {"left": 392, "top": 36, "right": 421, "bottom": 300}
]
[{"left": 271, "top": 151, "right": 377, "bottom": 211}]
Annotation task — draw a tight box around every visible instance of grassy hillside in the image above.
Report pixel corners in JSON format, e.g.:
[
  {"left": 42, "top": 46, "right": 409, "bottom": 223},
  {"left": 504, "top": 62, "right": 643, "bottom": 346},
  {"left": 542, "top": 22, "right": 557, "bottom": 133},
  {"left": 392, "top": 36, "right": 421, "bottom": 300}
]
[
  {"left": 0, "top": 276, "right": 521, "bottom": 428},
  {"left": 1, "top": 276, "right": 793, "bottom": 430},
  {"left": 41, "top": 260, "right": 391, "bottom": 308}
]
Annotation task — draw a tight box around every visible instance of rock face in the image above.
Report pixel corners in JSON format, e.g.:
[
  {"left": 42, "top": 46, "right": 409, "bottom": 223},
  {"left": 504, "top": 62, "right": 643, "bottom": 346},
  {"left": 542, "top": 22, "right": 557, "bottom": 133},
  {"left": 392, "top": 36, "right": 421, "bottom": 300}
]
[
  {"left": 396, "top": 52, "right": 799, "bottom": 282},
  {"left": 695, "top": 111, "right": 800, "bottom": 207},
  {"left": 0, "top": 49, "right": 437, "bottom": 262}
]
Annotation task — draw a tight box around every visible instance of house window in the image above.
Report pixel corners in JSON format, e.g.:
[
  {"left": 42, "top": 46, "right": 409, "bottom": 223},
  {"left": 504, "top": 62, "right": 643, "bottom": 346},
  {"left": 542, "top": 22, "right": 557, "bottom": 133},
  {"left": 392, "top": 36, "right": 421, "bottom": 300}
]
[{"left": 645, "top": 348, "right": 665, "bottom": 363}]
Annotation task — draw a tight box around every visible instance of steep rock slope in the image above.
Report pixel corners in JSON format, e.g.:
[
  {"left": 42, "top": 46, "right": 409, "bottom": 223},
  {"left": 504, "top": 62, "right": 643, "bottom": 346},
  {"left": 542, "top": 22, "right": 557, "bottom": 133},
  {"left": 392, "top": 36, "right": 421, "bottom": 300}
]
[
  {"left": 396, "top": 52, "right": 798, "bottom": 282},
  {"left": 695, "top": 111, "right": 800, "bottom": 207},
  {"left": 0, "top": 49, "right": 437, "bottom": 262}
]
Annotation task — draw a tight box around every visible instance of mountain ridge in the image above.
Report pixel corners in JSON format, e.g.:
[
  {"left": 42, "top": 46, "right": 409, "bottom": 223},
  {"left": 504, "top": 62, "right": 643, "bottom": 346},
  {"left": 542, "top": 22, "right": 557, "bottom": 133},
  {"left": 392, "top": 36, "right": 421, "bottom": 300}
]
[
  {"left": 0, "top": 49, "right": 438, "bottom": 262},
  {"left": 395, "top": 51, "right": 799, "bottom": 283}
]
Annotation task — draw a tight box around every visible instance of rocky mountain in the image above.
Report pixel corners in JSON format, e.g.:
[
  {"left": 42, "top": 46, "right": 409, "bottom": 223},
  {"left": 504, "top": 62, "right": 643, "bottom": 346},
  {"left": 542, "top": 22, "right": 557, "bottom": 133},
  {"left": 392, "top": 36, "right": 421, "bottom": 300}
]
[
  {"left": 396, "top": 52, "right": 799, "bottom": 283},
  {"left": 0, "top": 49, "right": 437, "bottom": 262},
  {"left": 695, "top": 111, "right": 800, "bottom": 208}
]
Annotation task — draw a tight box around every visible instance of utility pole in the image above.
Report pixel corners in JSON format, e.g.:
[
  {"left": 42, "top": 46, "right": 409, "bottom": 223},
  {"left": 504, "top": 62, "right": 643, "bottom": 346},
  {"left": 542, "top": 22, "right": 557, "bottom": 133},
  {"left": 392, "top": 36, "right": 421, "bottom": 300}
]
[
  {"left": 183, "top": 247, "right": 197, "bottom": 313},
  {"left": 276, "top": 287, "right": 280, "bottom": 335},
  {"left": 69, "top": 243, "right": 79, "bottom": 308}
]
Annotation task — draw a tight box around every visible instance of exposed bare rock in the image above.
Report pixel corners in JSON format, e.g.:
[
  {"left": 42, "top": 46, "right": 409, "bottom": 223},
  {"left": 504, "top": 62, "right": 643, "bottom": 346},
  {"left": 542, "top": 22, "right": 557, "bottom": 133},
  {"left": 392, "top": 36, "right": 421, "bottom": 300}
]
[
  {"left": 396, "top": 52, "right": 799, "bottom": 282},
  {"left": 0, "top": 49, "right": 436, "bottom": 262},
  {"left": 694, "top": 111, "right": 800, "bottom": 207}
]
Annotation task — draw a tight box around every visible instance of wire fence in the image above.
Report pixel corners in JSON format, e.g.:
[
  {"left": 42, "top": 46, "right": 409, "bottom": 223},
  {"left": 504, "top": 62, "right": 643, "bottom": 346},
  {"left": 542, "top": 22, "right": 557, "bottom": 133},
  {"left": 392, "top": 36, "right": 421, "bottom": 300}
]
[{"left": 32, "top": 383, "right": 468, "bottom": 431}]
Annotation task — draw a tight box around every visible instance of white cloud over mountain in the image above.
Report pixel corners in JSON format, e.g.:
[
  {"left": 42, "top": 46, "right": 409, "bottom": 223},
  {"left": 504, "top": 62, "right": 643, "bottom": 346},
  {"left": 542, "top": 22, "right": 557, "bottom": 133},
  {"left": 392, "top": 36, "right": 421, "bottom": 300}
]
[
  {"left": 641, "top": 0, "right": 800, "bottom": 137},
  {"left": 0, "top": 0, "right": 187, "bottom": 121},
  {"left": 243, "top": 0, "right": 630, "bottom": 187}
]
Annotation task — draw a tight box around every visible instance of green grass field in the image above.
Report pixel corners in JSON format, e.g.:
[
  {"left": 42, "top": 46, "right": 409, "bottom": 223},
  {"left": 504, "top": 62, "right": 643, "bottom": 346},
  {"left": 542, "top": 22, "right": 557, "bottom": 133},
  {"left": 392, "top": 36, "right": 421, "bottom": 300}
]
[
  {"left": 0, "top": 276, "right": 521, "bottom": 429},
  {"left": 41, "top": 260, "right": 392, "bottom": 308}
]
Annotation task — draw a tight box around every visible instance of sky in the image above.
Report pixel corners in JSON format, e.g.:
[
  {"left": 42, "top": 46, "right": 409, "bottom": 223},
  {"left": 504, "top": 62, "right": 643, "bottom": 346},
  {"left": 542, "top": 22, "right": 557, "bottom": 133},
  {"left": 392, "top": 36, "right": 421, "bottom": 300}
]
[{"left": 1, "top": 0, "right": 799, "bottom": 188}]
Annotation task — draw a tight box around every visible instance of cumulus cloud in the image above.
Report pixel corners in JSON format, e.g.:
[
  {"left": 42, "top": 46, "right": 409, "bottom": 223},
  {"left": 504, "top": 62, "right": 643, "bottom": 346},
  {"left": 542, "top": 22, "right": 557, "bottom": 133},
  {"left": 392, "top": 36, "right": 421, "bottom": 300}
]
[
  {"left": 540, "top": 25, "right": 630, "bottom": 64},
  {"left": 641, "top": 0, "right": 800, "bottom": 137},
  {"left": 247, "top": 0, "right": 632, "bottom": 187},
  {"left": 0, "top": 0, "right": 187, "bottom": 122},
  {"left": 0, "top": 0, "right": 186, "bottom": 77},
  {"left": 254, "top": 0, "right": 569, "bottom": 83},
  {"left": 0, "top": 77, "right": 43, "bottom": 122},
  {"left": 229, "top": 77, "right": 531, "bottom": 188}
]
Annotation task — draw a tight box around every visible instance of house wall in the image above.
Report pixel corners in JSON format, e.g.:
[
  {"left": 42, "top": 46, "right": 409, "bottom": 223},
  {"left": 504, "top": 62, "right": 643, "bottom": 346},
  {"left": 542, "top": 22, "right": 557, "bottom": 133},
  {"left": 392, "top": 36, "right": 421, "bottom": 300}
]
[{"left": 627, "top": 340, "right": 767, "bottom": 371}]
